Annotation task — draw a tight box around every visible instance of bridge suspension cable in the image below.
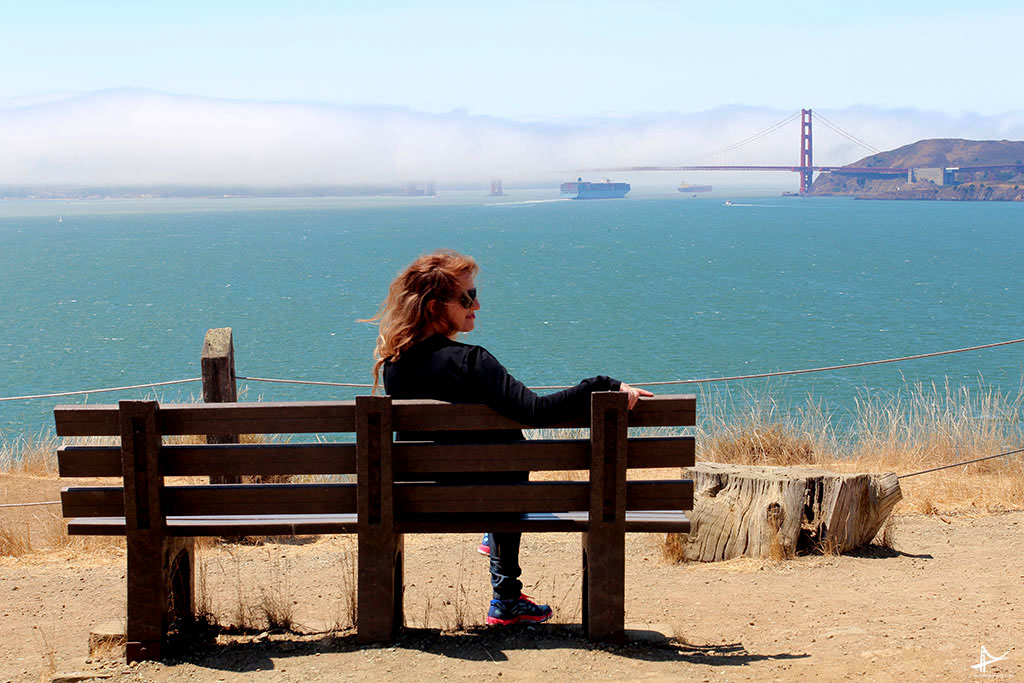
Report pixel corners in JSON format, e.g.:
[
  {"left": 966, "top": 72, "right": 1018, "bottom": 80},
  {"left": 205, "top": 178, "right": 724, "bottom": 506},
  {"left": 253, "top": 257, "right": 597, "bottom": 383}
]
[
  {"left": 696, "top": 111, "right": 801, "bottom": 161},
  {"left": 813, "top": 111, "right": 882, "bottom": 157}
]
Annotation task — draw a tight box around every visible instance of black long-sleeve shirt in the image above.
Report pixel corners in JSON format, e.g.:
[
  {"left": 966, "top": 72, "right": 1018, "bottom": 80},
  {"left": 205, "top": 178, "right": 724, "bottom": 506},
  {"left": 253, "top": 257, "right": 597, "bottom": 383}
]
[{"left": 383, "top": 334, "right": 621, "bottom": 442}]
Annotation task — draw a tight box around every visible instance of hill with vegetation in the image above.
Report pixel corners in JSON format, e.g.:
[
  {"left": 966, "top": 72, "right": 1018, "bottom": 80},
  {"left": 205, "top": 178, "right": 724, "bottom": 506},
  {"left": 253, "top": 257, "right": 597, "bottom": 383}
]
[{"left": 810, "top": 138, "right": 1024, "bottom": 200}]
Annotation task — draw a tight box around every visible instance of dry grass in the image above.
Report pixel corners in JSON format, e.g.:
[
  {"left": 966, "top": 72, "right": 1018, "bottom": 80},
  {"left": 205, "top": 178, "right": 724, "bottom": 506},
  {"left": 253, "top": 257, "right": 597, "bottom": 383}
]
[
  {"left": 256, "top": 548, "right": 295, "bottom": 631},
  {"left": 0, "top": 520, "right": 33, "bottom": 557},
  {"left": 335, "top": 537, "right": 358, "bottom": 631},
  {"left": 878, "top": 512, "right": 900, "bottom": 550},
  {"left": 0, "top": 430, "right": 58, "bottom": 475},
  {"left": 695, "top": 377, "right": 1024, "bottom": 515}
]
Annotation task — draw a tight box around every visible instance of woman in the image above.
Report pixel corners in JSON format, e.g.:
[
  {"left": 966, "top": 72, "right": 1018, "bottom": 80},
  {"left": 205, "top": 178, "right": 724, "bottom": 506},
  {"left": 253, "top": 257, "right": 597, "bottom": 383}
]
[{"left": 367, "top": 249, "right": 651, "bottom": 626}]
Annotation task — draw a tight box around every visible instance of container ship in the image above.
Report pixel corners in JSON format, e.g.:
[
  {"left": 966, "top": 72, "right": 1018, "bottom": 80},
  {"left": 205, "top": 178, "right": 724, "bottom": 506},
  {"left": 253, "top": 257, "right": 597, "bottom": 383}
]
[
  {"left": 678, "top": 181, "right": 713, "bottom": 193},
  {"left": 560, "top": 178, "right": 630, "bottom": 199}
]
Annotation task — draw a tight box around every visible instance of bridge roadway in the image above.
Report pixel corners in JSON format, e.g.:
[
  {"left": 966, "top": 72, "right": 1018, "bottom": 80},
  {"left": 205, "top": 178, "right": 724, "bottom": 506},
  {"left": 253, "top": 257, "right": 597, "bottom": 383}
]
[
  {"left": 604, "top": 165, "right": 908, "bottom": 174},
  {"left": 602, "top": 163, "right": 1024, "bottom": 175}
]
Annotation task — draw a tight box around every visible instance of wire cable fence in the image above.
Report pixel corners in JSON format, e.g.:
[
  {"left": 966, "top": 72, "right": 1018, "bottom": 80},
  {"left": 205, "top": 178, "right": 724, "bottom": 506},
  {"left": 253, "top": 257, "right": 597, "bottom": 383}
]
[
  {"left": 2, "top": 337, "right": 1022, "bottom": 502},
  {"left": 3, "top": 337, "right": 1023, "bottom": 402}
]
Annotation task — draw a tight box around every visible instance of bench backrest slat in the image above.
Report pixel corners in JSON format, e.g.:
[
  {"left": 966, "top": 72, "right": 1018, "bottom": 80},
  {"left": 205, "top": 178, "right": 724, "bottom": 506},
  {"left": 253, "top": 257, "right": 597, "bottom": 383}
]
[
  {"left": 168, "top": 483, "right": 357, "bottom": 516},
  {"left": 395, "top": 480, "right": 692, "bottom": 516},
  {"left": 59, "top": 436, "right": 694, "bottom": 480},
  {"left": 54, "top": 395, "right": 696, "bottom": 437},
  {"left": 58, "top": 442, "right": 360, "bottom": 478},
  {"left": 62, "top": 482, "right": 359, "bottom": 518},
  {"left": 61, "top": 487, "right": 124, "bottom": 517},
  {"left": 62, "top": 479, "right": 693, "bottom": 519},
  {"left": 393, "top": 436, "right": 693, "bottom": 474}
]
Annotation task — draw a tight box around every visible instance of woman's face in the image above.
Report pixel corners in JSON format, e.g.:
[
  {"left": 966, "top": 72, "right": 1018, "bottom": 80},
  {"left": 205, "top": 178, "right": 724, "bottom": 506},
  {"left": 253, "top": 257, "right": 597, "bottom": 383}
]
[{"left": 444, "top": 272, "right": 480, "bottom": 334}]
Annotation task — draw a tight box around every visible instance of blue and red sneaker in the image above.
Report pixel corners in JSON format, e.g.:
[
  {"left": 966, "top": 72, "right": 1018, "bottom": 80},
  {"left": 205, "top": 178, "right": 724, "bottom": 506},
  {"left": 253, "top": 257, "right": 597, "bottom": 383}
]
[
  {"left": 486, "top": 593, "right": 553, "bottom": 625},
  {"left": 476, "top": 533, "right": 490, "bottom": 556}
]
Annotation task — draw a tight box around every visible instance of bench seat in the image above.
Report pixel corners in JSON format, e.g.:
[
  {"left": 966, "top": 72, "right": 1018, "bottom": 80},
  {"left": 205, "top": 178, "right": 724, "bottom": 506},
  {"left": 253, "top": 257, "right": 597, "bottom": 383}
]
[{"left": 65, "top": 510, "right": 690, "bottom": 537}]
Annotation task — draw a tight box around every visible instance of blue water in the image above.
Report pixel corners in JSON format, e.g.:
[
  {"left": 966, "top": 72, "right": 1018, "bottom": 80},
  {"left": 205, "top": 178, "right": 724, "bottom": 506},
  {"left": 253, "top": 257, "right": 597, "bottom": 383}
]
[{"left": 2, "top": 191, "right": 1022, "bottom": 436}]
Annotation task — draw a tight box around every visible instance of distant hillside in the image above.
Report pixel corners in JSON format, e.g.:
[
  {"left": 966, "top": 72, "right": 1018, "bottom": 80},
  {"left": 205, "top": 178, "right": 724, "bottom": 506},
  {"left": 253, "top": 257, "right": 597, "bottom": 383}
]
[{"left": 810, "top": 139, "right": 1024, "bottom": 201}]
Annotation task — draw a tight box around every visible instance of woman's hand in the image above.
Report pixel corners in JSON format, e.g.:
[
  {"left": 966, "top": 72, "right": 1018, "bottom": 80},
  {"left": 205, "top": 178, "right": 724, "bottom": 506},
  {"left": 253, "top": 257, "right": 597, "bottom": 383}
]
[{"left": 619, "top": 382, "right": 654, "bottom": 409}]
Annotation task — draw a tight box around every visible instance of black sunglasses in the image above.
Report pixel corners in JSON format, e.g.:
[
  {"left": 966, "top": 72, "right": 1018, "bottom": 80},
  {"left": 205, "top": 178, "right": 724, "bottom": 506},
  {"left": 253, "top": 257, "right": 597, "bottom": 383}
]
[{"left": 456, "top": 288, "right": 477, "bottom": 309}]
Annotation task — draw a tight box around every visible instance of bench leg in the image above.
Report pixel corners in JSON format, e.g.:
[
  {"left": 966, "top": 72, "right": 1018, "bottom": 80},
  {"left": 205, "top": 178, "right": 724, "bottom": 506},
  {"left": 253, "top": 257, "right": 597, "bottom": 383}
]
[
  {"left": 582, "top": 529, "right": 625, "bottom": 643},
  {"left": 125, "top": 536, "right": 194, "bottom": 662},
  {"left": 357, "top": 532, "right": 404, "bottom": 643}
]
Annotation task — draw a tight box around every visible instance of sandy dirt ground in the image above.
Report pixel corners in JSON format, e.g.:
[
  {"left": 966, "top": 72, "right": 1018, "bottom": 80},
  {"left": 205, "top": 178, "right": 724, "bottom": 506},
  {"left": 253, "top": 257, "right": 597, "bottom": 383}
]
[{"left": 2, "top": 473, "right": 1021, "bottom": 682}]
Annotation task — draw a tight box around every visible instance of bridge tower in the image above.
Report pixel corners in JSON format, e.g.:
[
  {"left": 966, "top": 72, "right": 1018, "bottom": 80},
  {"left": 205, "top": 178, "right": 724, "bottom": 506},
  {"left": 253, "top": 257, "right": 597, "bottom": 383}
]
[{"left": 799, "top": 109, "right": 813, "bottom": 194}]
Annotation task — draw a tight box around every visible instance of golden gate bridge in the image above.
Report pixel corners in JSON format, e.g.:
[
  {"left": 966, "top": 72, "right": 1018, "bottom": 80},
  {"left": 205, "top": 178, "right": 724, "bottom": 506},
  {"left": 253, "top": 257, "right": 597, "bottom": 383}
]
[
  {"left": 596, "top": 109, "right": 910, "bottom": 194},
  {"left": 590, "top": 108, "right": 1023, "bottom": 194}
]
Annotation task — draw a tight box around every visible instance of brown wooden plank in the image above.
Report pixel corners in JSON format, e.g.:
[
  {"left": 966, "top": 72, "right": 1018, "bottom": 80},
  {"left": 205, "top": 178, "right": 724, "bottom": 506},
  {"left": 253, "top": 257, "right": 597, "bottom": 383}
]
[
  {"left": 625, "top": 480, "right": 694, "bottom": 511},
  {"left": 68, "top": 511, "right": 688, "bottom": 536},
  {"left": 118, "top": 400, "right": 169, "bottom": 662},
  {"left": 65, "top": 517, "right": 127, "bottom": 535},
  {"left": 394, "top": 440, "right": 589, "bottom": 473},
  {"left": 391, "top": 401, "right": 535, "bottom": 431},
  {"left": 61, "top": 487, "right": 125, "bottom": 517},
  {"left": 163, "top": 443, "right": 357, "bottom": 476},
  {"left": 59, "top": 435, "right": 690, "bottom": 479},
  {"left": 393, "top": 436, "right": 693, "bottom": 474},
  {"left": 54, "top": 405, "right": 120, "bottom": 437},
  {"left": 627, "top": 436, "right": 696, "bottom": 469},
  {"left": 54, "top": 394, "right": 694, "bottom": 437},
  {"left": 356, "top": 395, "right": 403, "bottom": 644},
  {"left": 63, "top": 480, "right": 690, "bottom": 519},
  {"left": 67, "top": 514, "right": 361, "bottom": 536},
  {"left": 163, "top": 483, "right": 357, "bottom": 516},
  {"left": 585, "top": 391, "right": 629, "bottom": 642},
  {"left": 396, "top": 511, "right": 690, "bottom": 534},
  {"left": 390, "top": 394, "right": 695, "bottom": 432},
  {"left": 58, "top": 445, "right": 121, "bottom": 477},
  {"left": 622, "top": 513, "right": 691, "bottom": 533},
  {"left": 625, "top": 394, "right": 697, "bottom": 428},
  {"left": 156, "top": 401, "right": 359, "bottom": 435},
  {"left": 63, "top": 480, "right": 691, "bottom": 519},
  {"left": 395, "top": 481, "right": 589, "bottom": 515}
]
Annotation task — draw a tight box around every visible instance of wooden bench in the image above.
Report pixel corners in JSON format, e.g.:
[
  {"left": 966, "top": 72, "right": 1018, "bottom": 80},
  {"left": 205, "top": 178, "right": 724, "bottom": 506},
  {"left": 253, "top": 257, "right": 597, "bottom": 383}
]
[{"left": 56, "top": 392, "right": 694, "bottom": 661}]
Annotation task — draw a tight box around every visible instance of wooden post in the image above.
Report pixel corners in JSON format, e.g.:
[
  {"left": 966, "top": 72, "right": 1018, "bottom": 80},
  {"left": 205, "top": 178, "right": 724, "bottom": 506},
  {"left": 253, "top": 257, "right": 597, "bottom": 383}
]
[
  {"left": 582, "top": 391, "right": 628, "bottom": 642},
  {"left": 119, "top": 400, "right": 193, "bottom": 662},
  {"left": 356, "top": 395, "right": 403, "bottom": 643},
  {"left": 201, "top": 327, "right": 239, "bottom": 484}
]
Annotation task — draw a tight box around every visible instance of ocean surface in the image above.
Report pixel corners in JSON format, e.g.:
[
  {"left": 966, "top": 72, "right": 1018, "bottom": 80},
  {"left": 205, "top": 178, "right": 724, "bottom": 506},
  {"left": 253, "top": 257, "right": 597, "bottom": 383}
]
[{"left": 2, "top": 190, "right": 1023, "bottom": 437}]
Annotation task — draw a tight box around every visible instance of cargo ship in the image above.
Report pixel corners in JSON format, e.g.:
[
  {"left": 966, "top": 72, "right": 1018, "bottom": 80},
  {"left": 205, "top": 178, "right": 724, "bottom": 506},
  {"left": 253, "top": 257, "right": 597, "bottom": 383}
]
[
  {"left": 560, "top": 177, "right": 630, "bottom": 199},
  {"left": 678, "top": 181, "right": 713, "bottom": 193}
]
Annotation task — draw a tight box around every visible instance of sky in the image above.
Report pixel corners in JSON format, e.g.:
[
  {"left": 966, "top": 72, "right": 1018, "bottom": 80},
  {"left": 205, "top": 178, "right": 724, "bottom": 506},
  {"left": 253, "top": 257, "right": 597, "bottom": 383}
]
[{"left": 2, "top": 1, "right": 1023, "bottom": 188}]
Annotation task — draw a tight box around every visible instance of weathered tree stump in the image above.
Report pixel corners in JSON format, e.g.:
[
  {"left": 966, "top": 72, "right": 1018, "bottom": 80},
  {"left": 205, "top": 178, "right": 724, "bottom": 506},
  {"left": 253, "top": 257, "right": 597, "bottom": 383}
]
[{"left": 680, "top": 462, "right": 902, "bottom": 562}]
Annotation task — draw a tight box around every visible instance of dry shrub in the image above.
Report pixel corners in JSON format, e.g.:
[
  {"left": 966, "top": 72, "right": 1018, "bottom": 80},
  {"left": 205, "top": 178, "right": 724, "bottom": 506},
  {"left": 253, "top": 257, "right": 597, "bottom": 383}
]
[
  {"left": 329, "top": 537, "right": 357, "bottom": 632},
  {"left": 818, "top": 535, "right": 843, "bottom": 556},
  {"left": 705, "top": 423, "right": 816, "bottom": 466},
  {"left": 0, "top": 520, "right": 32, "bottom": 556},
  {"left": 660, "top": 532, "right": 687, "bottom": 563},
  {"left": 34, "top": 622, "right": 58, "bottom": 678},
  {"left": 419, "top": 587, "right": 435, "bottom": 629},
  {"left": 254, "top": 546, "right": 295, "bottom": 631},
  {"left": 878, "top": 513, "right": 900, "bottom": 550}
]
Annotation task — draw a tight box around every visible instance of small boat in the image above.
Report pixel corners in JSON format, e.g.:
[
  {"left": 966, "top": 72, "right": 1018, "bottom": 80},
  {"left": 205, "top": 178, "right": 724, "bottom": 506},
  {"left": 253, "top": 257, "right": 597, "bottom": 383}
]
[
  {"left": 58, "top": 216, "right": 63, "bottom": 223},
  {"left": 723, "top": 200, "right": 733, "bottom": 206}
]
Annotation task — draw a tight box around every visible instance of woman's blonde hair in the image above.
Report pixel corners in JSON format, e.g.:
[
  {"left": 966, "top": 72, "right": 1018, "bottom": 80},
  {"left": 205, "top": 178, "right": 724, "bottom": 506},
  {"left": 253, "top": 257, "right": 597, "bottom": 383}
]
[{"left": 364, "top": 249, "right": 478, "bottom": 392}]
